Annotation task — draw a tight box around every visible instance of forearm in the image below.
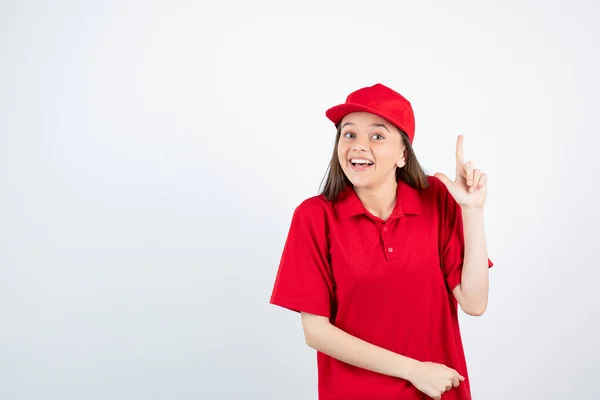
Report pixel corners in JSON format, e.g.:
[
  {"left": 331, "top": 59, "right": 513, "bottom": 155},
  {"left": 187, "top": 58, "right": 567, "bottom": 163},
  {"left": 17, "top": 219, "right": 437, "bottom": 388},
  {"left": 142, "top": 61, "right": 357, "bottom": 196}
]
[
  {"left": 304, "top": 317, "right": 418, "bottom": 381},
  {"left": 459, "top": 207, "right": 490, "bottom": 308}
]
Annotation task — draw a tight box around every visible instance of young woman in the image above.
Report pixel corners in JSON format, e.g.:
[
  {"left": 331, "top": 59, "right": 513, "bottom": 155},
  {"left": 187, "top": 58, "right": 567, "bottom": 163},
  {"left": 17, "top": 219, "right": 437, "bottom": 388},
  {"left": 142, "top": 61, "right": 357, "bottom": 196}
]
[{"left": 270, "top": 83, "right": 493, "bottom": 400}]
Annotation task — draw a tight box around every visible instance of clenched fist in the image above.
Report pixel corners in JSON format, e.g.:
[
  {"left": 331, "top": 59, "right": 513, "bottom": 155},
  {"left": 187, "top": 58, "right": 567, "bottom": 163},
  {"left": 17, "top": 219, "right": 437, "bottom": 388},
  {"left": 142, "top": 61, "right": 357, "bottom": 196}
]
[{"left": 408, "top": 361, "right": 465, "bottom": 399}]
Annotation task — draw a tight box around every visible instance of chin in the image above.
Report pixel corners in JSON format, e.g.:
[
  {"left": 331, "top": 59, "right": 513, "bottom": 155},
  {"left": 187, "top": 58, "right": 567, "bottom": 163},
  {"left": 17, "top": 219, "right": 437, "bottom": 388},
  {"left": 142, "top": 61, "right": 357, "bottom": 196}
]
[{"left": 346, "top": 174, "right": 375, "bottom": 189}]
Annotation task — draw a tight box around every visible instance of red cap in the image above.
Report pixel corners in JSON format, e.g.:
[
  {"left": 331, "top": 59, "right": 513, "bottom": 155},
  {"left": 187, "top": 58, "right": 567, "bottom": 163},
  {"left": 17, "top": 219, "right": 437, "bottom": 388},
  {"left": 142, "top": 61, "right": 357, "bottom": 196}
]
[{"left": 325, "top": 83, "right": 416, "bottom": 143}]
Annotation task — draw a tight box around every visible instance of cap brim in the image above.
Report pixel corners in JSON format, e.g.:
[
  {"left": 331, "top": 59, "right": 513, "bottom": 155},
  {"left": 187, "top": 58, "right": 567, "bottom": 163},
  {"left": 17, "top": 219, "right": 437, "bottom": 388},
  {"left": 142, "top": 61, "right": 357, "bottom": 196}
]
[{"left": 325, "top": 103, "right": 400, "bottom": 131}]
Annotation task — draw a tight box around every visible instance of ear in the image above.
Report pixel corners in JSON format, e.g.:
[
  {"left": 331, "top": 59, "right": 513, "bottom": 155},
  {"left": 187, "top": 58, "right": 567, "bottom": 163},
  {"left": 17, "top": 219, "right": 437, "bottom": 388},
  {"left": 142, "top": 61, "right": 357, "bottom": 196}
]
[{"left": 396, "top": 149, "right": 407, "bottom": 168}]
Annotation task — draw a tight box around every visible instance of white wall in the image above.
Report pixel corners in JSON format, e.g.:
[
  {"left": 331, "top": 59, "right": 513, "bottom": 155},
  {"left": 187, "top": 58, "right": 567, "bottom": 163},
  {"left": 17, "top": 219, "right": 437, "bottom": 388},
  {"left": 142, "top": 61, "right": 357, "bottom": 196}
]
[{"left": 1, "top": 1, "right": 598, "bottom": 399}]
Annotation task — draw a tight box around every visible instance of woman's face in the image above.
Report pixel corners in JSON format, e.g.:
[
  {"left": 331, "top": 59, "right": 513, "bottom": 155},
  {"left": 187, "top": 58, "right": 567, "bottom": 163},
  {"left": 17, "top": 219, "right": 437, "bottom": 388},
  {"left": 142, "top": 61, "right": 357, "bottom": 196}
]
[{"left": 337, "top": 112, "right": 406, "bottom": 189}]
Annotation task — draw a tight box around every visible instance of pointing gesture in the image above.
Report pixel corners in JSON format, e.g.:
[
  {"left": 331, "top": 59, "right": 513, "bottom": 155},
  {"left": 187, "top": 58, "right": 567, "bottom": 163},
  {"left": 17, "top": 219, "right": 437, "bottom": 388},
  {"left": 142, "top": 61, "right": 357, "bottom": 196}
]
[{"left": 434, "top": 135, "right": 487, "bottom": 209}]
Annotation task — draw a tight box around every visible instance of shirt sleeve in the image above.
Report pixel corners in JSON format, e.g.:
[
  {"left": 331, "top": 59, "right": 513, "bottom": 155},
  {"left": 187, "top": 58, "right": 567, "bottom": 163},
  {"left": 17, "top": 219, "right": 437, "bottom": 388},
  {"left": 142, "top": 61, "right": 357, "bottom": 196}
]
[
  {"left": 440, "top": 183, "right": 493, "bottom": 292},
  {"left": 269, "top": 205, "right": 335, "bottom": 318}
]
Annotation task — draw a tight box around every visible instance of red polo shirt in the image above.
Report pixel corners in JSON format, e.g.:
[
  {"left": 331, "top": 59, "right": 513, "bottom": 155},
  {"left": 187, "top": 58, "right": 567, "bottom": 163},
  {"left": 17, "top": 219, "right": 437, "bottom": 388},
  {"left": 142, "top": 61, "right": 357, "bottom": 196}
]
[{"left": 270, "top": 176, "right": 493, "bottom": 400}]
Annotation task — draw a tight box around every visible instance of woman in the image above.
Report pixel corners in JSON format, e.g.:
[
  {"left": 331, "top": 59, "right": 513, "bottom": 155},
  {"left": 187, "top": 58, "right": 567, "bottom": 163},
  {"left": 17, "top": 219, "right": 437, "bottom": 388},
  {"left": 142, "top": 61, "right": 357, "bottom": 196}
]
[{"left": 270, "top": 83, "right": 493, "bottom": 400}]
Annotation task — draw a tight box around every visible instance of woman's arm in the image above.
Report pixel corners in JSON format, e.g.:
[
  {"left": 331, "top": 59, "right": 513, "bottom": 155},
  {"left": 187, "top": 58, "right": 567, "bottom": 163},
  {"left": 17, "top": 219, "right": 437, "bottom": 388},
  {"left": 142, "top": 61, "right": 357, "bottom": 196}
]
[
  {"left": 300, "top": 312, "right": 464, "bottom": 397},
  {"left": 434, "top": 135, "right": 491, "bottom": 316},
  {"left": 452, "top": 207, "right": 490, "bottom": 316},
  {"left": 301, "top": 312, "right": 417, "bottom": 379}
]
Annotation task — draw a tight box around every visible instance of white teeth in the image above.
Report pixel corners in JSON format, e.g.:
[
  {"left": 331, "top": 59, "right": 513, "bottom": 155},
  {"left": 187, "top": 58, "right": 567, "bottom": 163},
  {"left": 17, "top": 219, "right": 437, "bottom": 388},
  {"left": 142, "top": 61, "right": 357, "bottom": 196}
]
[{"left": 350, "top": 159, "right": 373, "bottom": 165}]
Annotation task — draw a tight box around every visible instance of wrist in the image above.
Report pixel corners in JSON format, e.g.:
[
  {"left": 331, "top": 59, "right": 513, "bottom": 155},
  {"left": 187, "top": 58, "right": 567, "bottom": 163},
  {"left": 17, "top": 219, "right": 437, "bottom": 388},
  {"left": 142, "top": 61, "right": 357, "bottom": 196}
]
[
  {"left": 399, "top": 358, "right": 421, "bottom": 382},
  {"left": 461, "top": 206, "right": 484, "bottom": 216}
]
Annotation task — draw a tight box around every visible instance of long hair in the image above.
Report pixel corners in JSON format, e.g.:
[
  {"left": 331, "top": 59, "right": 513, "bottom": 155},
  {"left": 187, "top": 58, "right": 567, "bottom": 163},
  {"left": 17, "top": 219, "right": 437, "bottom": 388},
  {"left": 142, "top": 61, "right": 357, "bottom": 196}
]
[{"left": 319, "top": 123, "right": 430, "bottom": 201}]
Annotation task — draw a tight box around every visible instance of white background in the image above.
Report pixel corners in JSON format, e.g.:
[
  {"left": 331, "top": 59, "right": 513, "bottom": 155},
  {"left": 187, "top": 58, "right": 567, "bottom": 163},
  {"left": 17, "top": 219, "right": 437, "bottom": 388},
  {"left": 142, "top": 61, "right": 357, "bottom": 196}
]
[{"left": 1, "top": 1, "right": 599, "bottom": 399}]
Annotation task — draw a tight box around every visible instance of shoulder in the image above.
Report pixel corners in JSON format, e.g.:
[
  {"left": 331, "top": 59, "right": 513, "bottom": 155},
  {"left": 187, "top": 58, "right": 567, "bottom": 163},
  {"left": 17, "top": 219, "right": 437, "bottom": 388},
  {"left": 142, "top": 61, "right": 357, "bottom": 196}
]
[
  {"left": 293, "top": 194, "right": 333, "bottom": 223},
  {"left": 426, "top": 175, "right": 446, "bottom": 193},
  {"left": 284, "top": 195, "right": 333, "bottom": 240},
  {"left": 424, "top": 175, "right": 461, "bottom": 223},
  {"left": 413, "top": 175, "right": 456, "bottom": 217},
  {"left": 424, "top": 175, "right": 453, "bottom": 202}
]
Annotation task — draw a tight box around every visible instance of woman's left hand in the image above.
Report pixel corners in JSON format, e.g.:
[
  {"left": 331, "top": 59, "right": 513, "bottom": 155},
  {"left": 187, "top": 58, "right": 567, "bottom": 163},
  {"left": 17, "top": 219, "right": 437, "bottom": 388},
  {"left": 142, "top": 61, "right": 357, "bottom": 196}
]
[{"left": 434, "top": 135, "right": 487, "bottom": 210}]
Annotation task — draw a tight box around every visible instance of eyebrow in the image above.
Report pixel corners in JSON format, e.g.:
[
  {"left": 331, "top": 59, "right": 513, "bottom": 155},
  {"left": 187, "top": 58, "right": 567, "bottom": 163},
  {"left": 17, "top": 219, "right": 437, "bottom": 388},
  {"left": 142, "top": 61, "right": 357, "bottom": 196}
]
[{"left": 341, "top": 122, "right": 390, "bottom": 133}]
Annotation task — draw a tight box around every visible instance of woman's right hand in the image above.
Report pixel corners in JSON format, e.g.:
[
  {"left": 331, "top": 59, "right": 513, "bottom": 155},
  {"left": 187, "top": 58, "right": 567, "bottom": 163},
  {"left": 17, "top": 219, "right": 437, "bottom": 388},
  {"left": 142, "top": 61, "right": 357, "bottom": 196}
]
[{"left": 407, "top": 361, "right": 465, "bottom": 399}]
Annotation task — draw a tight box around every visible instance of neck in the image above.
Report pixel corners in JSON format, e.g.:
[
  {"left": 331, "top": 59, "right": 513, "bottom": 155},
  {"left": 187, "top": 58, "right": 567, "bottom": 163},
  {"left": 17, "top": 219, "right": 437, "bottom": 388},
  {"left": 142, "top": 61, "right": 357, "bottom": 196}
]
[{"left": 354, "top": 178, "right": 398, "bottom": 221}]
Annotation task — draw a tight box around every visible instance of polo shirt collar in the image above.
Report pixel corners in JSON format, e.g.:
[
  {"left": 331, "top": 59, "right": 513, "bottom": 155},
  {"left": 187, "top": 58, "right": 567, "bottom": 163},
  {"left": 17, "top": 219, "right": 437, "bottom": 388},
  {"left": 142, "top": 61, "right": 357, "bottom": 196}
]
[{"left": 336, "top": 179, "right": 422, "bottom": 219}]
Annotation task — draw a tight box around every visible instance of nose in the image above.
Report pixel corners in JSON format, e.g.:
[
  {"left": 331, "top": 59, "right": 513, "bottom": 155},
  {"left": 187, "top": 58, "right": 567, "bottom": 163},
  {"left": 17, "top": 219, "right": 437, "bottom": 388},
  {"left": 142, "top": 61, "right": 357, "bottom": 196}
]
[{"left": 351, "top": 135, "right": 369, "bottom": 152}]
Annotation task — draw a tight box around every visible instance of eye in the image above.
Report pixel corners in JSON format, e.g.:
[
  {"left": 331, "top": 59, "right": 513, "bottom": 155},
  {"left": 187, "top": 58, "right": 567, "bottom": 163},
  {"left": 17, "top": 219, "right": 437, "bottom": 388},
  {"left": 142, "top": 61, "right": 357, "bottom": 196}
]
[
  {"left": 343, "top": 132, "right": 355, "bottom": 139},
  {"left": 372, "top": 133, "right": 384, "bottom": 140}
]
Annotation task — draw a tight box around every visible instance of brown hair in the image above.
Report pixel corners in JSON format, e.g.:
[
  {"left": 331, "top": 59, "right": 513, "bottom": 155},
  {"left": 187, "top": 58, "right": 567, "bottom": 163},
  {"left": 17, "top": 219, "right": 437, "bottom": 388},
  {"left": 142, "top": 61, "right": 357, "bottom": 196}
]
[{"left": 319, "top": 123, "right": 430, "bottom": 201}]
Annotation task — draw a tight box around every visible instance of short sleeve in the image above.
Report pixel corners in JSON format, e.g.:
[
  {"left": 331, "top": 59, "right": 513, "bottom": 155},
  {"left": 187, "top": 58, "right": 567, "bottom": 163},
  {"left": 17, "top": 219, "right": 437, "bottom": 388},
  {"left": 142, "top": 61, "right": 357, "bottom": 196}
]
[
  {"left": 440, "top": 184, "right": 493, "bottom": 291},
  {"left": 269, "top": 205, "right": 335, "bottom": 318}
]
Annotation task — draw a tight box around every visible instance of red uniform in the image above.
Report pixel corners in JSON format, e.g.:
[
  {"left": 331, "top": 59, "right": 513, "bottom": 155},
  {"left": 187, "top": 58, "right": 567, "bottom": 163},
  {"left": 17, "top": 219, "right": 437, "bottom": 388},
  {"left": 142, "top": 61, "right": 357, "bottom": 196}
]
[{"left": 270, "top": 176, "right": 493, "bottom": 400}]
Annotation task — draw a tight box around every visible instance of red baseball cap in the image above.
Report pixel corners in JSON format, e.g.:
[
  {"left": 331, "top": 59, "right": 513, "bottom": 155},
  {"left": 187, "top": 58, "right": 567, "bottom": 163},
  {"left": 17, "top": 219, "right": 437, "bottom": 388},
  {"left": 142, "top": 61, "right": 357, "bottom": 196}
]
[{"left": 325, "top": 83, "right": 416, "bottom": 143}]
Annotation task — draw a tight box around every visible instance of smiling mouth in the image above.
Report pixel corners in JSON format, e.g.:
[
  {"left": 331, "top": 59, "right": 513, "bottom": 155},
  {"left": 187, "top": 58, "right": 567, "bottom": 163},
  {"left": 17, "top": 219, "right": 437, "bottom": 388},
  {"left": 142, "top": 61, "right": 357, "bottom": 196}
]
[{"left": 349, "top": 159, "right": 374, "bottom": 170}]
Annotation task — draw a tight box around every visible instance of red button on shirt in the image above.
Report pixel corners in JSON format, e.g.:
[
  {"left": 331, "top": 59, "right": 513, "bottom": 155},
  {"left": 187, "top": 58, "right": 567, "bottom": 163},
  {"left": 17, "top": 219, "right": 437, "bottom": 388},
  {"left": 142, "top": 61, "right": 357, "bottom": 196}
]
[{"left": 270, "top": 176, "right": 493, "bottom": 400}]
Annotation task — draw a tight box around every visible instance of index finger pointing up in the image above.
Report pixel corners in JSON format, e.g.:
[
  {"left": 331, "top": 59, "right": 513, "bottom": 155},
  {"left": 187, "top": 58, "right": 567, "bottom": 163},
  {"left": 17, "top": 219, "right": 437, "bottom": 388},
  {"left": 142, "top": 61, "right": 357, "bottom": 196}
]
[{"left": 456, "top": 134, "right": 465, "bottom": 168}]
